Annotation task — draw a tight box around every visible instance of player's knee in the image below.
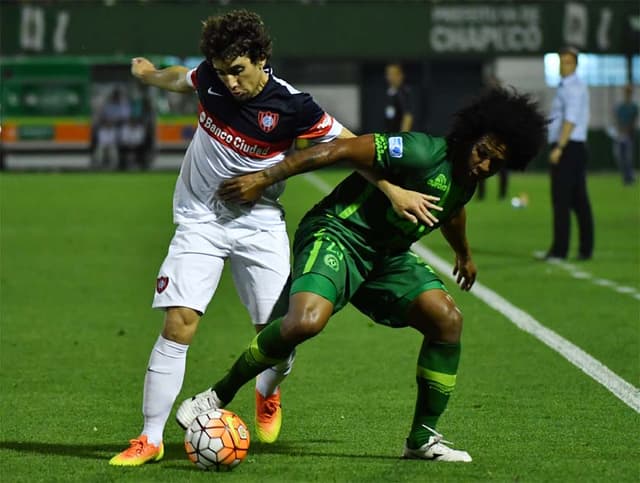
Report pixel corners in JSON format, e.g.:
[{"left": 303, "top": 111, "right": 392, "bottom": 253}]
[
  {"left": 433, "top": 303, "right": 463, "bottom": 343},
  {"left": 162, "top": 307, "right": 201, "bottom": 344},
  {"left": 281, "top": 303, "right": 329, "bottom": 344}
]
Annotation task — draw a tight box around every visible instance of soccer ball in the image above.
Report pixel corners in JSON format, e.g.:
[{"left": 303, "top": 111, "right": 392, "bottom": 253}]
[{"left": 184, "top": 408, "right": 250, "bottom": 471}]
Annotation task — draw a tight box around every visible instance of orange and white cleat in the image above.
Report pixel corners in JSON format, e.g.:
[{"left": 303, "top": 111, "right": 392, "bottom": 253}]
[
  {"left": 109, "top": 435, "right": 164, "bottom": 466},
  {"left": 255, "top": 388, "right": 282, "bottom": 443}
]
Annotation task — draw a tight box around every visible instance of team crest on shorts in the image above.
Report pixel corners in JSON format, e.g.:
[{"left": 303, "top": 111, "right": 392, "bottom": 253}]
[
  {"left": 258, "top": 111, "right": 279, "bottom": 132},
  {"left": 156, "top": 276, "right": 169, "bottom": 294}
]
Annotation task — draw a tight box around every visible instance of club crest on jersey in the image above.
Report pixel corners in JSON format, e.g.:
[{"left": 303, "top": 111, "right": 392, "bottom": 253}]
[
  {"left": 156, "top": 276, "right": 169, "bottom": 294},
  {"left": 258, "top": 111, "right": 279, "bottom": 132}
]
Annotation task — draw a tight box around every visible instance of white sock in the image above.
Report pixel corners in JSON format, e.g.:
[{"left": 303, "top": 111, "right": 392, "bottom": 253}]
[
  {"left": 256, "top": 350, "right": 295, "bottom": 397},
  {"left": 141, "top": 335, "right": 189, "bottom": 445}
]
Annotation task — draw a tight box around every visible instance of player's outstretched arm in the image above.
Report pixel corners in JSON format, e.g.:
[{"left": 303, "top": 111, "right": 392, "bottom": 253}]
[
  {"left": 217, "top": 135, "right": 377, "bottom": 204},
  {"left": 131, "top": 57, "right": 192, "bottom": 93},
  {"left": 440, "top": 207, "right": 477, "bottom": 291}
]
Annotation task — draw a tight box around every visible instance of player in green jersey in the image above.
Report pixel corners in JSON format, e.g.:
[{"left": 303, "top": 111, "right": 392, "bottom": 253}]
[{"left": 177, "top": 87, "right": 548, "bottom": 462}]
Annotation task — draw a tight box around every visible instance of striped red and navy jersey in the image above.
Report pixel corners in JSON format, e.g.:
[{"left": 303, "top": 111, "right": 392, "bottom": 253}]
[{"left": 173, "top": 61, "right": 343, "bottom": 227}]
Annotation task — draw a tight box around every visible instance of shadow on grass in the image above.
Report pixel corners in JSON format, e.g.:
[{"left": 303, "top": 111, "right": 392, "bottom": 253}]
[
  {"left": 0, "top": 441, "right": 188, "bottom": 462},
  {"left": 251, "top": 440, "right": 400, "bottom": 460},
  {"left": 0, "top": 439, "right": 400, "bottom": 463}
]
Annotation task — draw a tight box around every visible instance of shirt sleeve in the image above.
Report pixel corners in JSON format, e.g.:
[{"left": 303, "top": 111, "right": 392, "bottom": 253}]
[
  {"left": 373, "top": 132, "right": 446, "bottom": 171},
  {"left": 295, "top": 94, "right": 344, "bottom": 142},
  {"left": 185, "top": 64, "right": 201, "bottom": 90},
  {"left": 563, "top": 83, "right": 584, "bottom": 125}
]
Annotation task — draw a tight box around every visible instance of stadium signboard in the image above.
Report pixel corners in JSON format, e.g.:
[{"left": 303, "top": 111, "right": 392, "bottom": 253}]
[{"left": 0, "top": 1, "right": 638, "bottom": 58}]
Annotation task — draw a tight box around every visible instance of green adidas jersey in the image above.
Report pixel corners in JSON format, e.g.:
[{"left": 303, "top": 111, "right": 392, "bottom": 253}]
[{"left": 303, "top": 132, "right": 475, "bottom": 252}]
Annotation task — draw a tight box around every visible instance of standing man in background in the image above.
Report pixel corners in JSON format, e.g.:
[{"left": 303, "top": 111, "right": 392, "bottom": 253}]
[
  {"left": 384, "top": 63, "right": 414, "bottom": 132},
  {"left": 540, "top": 46, "right": 594, "bottom": 261},
  {"left": 613, "top": 84, "right": 638, "bottom": 185}
]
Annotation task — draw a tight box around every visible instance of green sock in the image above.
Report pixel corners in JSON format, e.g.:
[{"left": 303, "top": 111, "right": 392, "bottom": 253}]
[
  {"left": 213, "top": 319, "right": 296, "bottom": 404},
  {"left": 406, "top": 340, "right": 460, "bottom": 449}
]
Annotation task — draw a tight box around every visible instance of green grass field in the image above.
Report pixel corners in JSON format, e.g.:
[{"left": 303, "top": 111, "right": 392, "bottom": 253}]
[{"left": 1, "top": 170, "right": 638, "bottom": 482}]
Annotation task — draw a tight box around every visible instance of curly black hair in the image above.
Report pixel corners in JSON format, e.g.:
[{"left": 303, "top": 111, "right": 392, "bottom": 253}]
[
  {"left": 446, "top": 87, "right": 548, "bottom": 171},
  {"left": 200, "top": 10, "right": 272, "bottom": 64}
]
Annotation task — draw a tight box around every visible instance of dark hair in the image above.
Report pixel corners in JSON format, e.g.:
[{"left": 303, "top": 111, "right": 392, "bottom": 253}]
[
  {"left": 446, "top": 87, "right": 548, "bottom": 171},
  {"left": 200, "top": 10, "right": 272, "bottom": 64}
]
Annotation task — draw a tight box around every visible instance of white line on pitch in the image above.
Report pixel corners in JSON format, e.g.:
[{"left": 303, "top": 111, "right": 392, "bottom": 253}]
[
  {"left": 545, "top": 260, "right": 640, "bottom": 300},
  {"left": 413, "top": 244, "right": 640, "bottom": 414},
  {"left": 302, "top": 172, "right": 640, "bottom": 413}
]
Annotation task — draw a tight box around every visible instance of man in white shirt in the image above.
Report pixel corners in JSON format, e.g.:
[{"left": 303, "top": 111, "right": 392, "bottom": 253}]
[{"left": 541, "top": 46, "right": 593, "bottom": 261}]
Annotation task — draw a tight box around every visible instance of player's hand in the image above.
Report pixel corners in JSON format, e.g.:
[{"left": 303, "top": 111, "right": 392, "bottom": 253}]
[
  {"left": 131, "top": 57, "right": 156, "bottom": 79},
  {"left": 388, "top": 186, "right": 442, "bottom": 226},
  {"left": 217, "top": 172, "right": 268, "bottom": 204},
  {"left": 452, "top": 253, "right": 476, "bottom": 291}
]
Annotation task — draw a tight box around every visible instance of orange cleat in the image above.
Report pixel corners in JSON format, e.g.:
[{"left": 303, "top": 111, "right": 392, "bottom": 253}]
[
  {"left": 255, "top": 388, "right": 282, "bottom": 443},
  {"left": 109, "top": 435, "right": 164, "bottom": 466}
]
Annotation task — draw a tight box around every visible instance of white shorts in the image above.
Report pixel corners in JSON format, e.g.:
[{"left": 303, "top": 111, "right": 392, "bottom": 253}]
[{"left": 152, "top": 221, "right": 290, "bottom": 325}]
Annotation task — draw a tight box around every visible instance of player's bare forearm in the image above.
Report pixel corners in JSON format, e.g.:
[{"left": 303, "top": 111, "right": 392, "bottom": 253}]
[
  {"left": 440, "top": 207, "right": 471, "bottom": 259},
  {"left": 217, "top": 136, "right": 376, "bottom": 204},
  {"left": 131, "top": 58, "right": 191, "bottom": 93},
  {"left": 267, "top": 135, "right": 376, "bottom": 182},
  {"left": 441, "top": 207, "right": 477, "bottom": 290}
]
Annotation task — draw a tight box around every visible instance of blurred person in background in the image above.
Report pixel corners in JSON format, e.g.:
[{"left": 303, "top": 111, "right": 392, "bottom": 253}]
[
  {"left": 384, "top": 63, "right": 414, "bottom": 132},
  {"left": 91, "top": 116, "right": 119, "bottom": 170},
  {"left": 537, "top": 46, "right": 593, "bottom": 262},
  {"left": 92, "top": 87, "right": 131, "bottom": 170},
  {"left": 179, "top": 87, "right": 548, "bottom": 463},
  {"left": 129, "top": 91, "right": 156, "bottom": 170},
  {"left": 613, "top": 84, "right": 638, "bottom": 185},
  {"left": 118, "top": 116, "right": 147, "bottom": 170},
  {"left": 109, "top": 9, "right": 423, "bottom": 466},
  {"left": 476, "top": 73, "right": 509, "bottom": 201}
]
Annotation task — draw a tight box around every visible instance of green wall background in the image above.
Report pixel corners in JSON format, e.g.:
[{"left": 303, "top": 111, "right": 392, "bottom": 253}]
[{"left": 2, "top": 1, "right": 638, "bottom": 59}]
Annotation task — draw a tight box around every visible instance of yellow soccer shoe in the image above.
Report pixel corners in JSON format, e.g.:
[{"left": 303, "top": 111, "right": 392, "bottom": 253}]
[
  {"left": 255, "top": 388, "right": 282, "bottom": 443},
  {"left": 109, "top": 435, "right": 164, "bottom": 466}
]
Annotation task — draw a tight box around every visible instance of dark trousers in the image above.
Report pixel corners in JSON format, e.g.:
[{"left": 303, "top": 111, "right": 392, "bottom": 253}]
[
  {"left": 477, "top": 167, "right": 508, "bottom": 200},
  {"left": 549, "top": 141, "right": 594, "bottom": 258}
]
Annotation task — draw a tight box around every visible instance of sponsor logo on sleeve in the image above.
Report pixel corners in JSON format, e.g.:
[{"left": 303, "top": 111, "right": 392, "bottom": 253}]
[{"left": 389, "top": 136, "right": 404, "bottom": 158}]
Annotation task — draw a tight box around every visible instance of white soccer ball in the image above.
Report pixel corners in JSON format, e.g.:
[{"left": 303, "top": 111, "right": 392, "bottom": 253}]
[{"left": 184, "top": 408, "right": 250, "bottom": 471}]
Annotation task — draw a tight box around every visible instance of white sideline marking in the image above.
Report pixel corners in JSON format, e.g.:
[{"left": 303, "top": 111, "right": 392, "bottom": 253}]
[
  {"left": 412, "top": 244, "right": 640, "bottom": 414},
  {"left": 550, "top": 262, "right": 640, "bottom": 301},
  {"left": 302, "top": 172, "right": 640, "bottom": 413}
]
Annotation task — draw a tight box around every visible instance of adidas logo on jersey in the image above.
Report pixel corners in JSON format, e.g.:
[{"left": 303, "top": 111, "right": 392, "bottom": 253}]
[{"left": 427, "top": 174, "right": 449, "bottom": 192}]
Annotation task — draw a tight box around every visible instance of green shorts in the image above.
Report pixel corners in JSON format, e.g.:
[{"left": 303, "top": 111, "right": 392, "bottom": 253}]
[{"left": 288, "top": 217, "right": 446, "bottom": 328}]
